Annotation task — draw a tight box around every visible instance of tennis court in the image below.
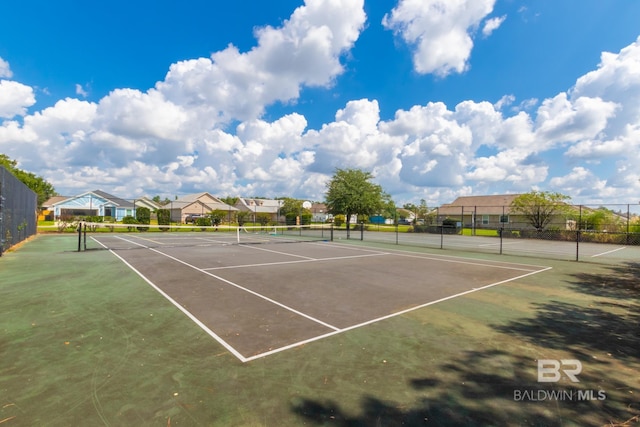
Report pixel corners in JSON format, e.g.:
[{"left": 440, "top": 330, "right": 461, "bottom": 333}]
[
  {"left": 86, "top": 229, "right": 550, "bottom": 362},
  {"left": 3, "top": 232, "right": 639, "bottom": 426}
]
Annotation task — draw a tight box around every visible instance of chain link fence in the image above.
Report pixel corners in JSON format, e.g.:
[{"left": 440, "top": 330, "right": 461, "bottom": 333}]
[
  {"left": 339, "top": 203, "right": 640, "bottom": 264},
  {"left": 0, "top": 166, "right": 38, "bottom": 256}
]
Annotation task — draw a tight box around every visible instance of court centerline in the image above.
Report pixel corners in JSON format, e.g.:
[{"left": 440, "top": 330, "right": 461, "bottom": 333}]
[
  {"left": 202, "top": 252, "right": 389, "bottom": 271},
  {"left": 238, "top": 243, "right": 316, "bottom": 260}
]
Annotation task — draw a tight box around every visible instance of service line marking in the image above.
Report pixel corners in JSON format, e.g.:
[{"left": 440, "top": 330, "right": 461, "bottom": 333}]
[{"left": 591, "top": 246, "right": 627, "bottom": 258}]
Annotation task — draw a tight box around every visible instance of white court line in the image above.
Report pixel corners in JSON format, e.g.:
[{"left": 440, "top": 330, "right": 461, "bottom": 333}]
[
  {"left": 122, "top": 234, "right": 235, "bottom": 246},
  {"left": 112, "top": 235, "right": 340, "bottom": 334},
  {"left": 591, "top": 246, "right": 627, "bottom": 258},
  {"left": 91, "top": 236, "right": 249, "bottom": 362},
  {"left": 478, "top": 241, "right": 520, "bottom": 247},
  {"left": 243, "top": 265, "right": 553, "bottom": 362},
  {"left": 328, "top": 241, "right": 551, "bottom": 270},
  {"left": 239, "top": 243, "right": 316, "bottom": 260},
  {"left": 114, "top": 250, "right": 249, "bottom": 361},
  {"left": 100, "top": 235, "right": 552, "bottom": 363},
  {"left": 385, "top": 252, "right": 540, "bottom": 272},
  {"left": 203, "top": 253, "right": 389, "bottom": 271}
]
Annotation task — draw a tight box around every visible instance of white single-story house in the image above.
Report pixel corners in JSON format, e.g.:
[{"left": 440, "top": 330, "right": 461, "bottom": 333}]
[{"left": 310, "top": 202, "right": 331, "bottom": 223}]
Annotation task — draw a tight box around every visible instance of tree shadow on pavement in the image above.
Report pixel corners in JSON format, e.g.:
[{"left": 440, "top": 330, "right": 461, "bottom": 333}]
[{"left": 291, "top": 263, "right": 640, "bottom": 426}]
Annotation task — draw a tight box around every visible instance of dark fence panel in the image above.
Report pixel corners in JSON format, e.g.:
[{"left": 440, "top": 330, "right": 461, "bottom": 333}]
[{"left": 0, "top": 166, "right": 38, "bottom": 256}]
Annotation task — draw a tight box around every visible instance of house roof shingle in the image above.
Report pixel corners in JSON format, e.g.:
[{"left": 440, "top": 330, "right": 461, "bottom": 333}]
[{"left": 438, "top": 194, "right": 522, "bottom": 215}]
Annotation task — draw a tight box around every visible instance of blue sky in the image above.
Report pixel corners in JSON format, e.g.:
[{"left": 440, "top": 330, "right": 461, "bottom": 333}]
[{"left": 1, "top": 0, "right": 640, "bottom": 207}]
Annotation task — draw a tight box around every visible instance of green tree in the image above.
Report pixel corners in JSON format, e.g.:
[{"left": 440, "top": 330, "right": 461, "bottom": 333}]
[
  {"left": 403, "top": 199, "right": 429, "bottom": 224},
  {"left": 325, "top": 168, "right": 391, "bottom": 234},
  {"left": 510, "top": 191, "right": 572, "bottom": 231},
  {"left": 236, "top": 211, "right": 250, "bottom": 226},
  {"left": 256, "top": 212, "right": 272, "bottom": 227},
  {"left": 152, "top": 195, "right": 171, "bottom": 206},
  {"left": 156, "top": 209, "right": 171, "bottom": 231},
  {"left": 278, "top": 197, "right": 303, "bottom": 218},
  {"left": 220, "top": 196, "right": 239, "bottom": 206},
  {"left": 0, "top": 154, "right": 56, "bottom": 206},
  {"left": 577, "top": 207, "right": 624, "bottom": 232},
  {"left": 135, "top": 207, "right": 151, "bottom": 231},
  {"left": 209, "top": 209, "right": 227, "bottom": 228}
]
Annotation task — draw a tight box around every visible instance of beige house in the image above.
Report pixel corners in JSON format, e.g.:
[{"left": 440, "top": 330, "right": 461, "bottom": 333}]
[
  {"left": 437, "top": 194, "right": 574, "bottom": 230},
  {"left": 169, "top": 193, "right": 237, "bottom": 223},
  {"left": 134, "top": 197, "right": 161, "bottom": 212},
  {"left": 438, "top": 195, "right": 519, "bottom": 228}
]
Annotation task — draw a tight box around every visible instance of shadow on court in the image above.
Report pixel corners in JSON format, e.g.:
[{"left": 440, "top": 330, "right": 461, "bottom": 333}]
[{"left": 291, "top": 262, "right": 640, "bottom": 426}]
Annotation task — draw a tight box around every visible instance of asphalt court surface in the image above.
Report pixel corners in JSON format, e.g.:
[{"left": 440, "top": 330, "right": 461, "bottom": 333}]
[
  {"left": 344, "top": 230, "right": 640, "bottom": 261},
  {"left": 92, "top": 234, "right": 550, "bottom": 362}
]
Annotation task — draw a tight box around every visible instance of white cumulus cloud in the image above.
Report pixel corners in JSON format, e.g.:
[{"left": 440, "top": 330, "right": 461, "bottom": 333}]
[
  {"left": 156, "top": 0, "right": 366, "bottom": 124},
  {"left": 0, "top": 57, "right": 12, "bottom": 78},
  {"left": 482, "top": 15, "right": 506, "bottom": 37},
  {"left": 0, "top": 80, "right": 36, "bottom": 118},
  {"left": 382, "top": 0, "right": 497, "bottom": 76}
]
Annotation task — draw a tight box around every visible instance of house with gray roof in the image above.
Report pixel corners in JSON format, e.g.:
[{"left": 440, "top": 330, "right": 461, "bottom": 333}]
[{"left": 50, "top": 190, "right": 135, "bottom": 221}]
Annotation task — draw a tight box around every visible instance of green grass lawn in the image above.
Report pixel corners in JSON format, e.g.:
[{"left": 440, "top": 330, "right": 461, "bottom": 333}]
[{"left": 461, "top": 228, "right": 500, "bottom": 237}]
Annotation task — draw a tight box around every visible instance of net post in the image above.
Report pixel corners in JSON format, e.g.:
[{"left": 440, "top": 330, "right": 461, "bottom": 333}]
[
  {"left": 236, "top": 226, "right": 240, "bottom": 244},
  {"left": 77, "top": 222, "right": 82, "bottom": 252},
  {"left": 360, "top": 221, "right": 364, "bottom": 241},
  {"left": 83, "top": 222, "right": 87, "bottom": 251},
  {"left": 330, "top": 223, "right": 333, "bottom": 241}
]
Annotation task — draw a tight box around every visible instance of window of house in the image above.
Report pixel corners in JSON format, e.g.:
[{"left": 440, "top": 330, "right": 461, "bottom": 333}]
[{"left": 482, "top": 215, "right": 490, "bottom": 225}]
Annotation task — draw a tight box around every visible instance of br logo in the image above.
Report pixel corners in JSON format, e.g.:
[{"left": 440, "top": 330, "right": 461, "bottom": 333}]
[{"left": 537, "top": 359, "right": 582, "bottom": 383}]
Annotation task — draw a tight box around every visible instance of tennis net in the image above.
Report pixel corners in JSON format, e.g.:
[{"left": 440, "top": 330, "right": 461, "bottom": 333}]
[{"left": 76, "top": 222, "right": 333, "bottom": 251}]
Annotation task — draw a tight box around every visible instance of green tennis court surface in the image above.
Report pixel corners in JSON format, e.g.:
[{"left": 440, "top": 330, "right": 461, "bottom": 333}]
[{"left": 1, "top": 234, "right": 638, "bottom": 426}]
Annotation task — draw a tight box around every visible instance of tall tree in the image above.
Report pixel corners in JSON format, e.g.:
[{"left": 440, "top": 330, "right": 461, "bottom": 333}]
[
  {"left": 278, "top": 197, "right": 303, "bottom": 217},
  {"left": 0, "top": 154, "right": 56, "bottom": 206},
  {"left": 403, "top": 199, "right": 429, "bottom": 224},
  {"left": 325, "top": 168, "right": 390, "bottom": 233},
  {"left": 510, "top": 191, "right": 571, "bottom": 231}
]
